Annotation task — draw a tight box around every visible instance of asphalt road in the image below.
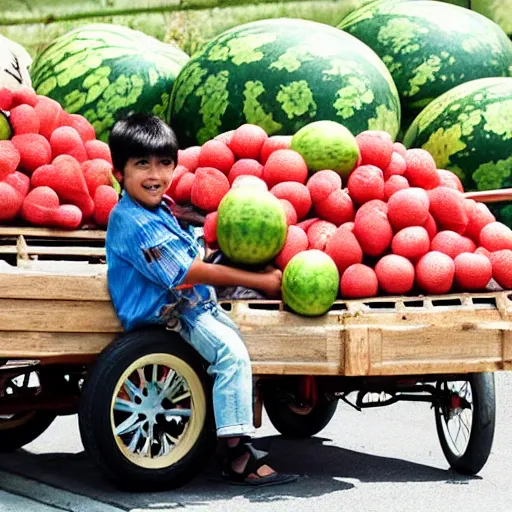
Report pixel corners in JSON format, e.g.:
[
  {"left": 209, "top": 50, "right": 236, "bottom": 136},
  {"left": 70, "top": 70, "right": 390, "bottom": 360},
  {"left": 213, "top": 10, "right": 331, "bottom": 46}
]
[{"left": 0, "top": 373, "right": 511, "bottom": 512}]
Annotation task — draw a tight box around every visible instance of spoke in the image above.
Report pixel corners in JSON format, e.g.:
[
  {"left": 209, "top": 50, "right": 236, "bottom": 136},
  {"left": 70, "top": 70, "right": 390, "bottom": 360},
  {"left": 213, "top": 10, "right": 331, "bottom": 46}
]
[
  {"left": 460, "top": 410, "right": 472, "bottom": 436},
  {"left": 151, "top": 364, "right": 158, "bottom": 383},
  {"left": 140, "top": 435, "right": 152, "bottom": 457},
  {"left": 164, "top": 408, "right": 192, "bottom": 418},
  {"left": 123, "top": 378, "right": 144, "bottom": 401},
  {"left": 115, "top": 413, "right": 143, "bottom": 436},
  {"left": 113, "top": 397, "right": 138, "bottom": 414},
  {"left": 157, "top": 432, "right": 170, "bottom": 457},
  {"left": 164, "top": 432, "right": 180, "bottom": 445},
  {"left": 159, "top": 369, "right": 176, "bottom": 394},
  {"left": 165, "top": 374, "right": 187, "bottom": 401},
  {"left": 127, "top": 428, "right": 142, "bottom": 453},
  {"left": 454, "top": 416, "right": 462, "bottom": 448},
  {"left": 137, "top": 368, "right": 147, "bottom": 388},
  {"left": 171, "top": 391, "right": 191, "bottom": 404}
]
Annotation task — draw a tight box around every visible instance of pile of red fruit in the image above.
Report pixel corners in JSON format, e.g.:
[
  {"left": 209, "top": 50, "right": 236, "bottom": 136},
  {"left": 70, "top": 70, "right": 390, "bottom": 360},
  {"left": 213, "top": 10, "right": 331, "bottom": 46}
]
[
  {"left": 169, "top": 123, "right": 512, "bottom": 296},
  {"left": 0, "top": 87, "right": 118, "bottom": 229}
]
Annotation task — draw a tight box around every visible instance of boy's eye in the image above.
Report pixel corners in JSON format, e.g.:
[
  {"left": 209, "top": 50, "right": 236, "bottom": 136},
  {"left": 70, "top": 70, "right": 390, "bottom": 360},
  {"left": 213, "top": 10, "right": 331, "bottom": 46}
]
[
  {"left": 135, "top": 159, "right": 149, "bottom": 166},
  {"left": 161, "top": 159, "right": 173, "bottom": 166}
]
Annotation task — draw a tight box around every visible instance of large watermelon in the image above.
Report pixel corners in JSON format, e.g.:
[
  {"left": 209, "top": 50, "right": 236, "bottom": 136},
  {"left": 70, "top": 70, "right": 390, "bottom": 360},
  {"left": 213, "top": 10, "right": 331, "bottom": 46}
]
[
  {"left": 30, "top": 24, "right": 189, "bottom": 142},
  {"left": 168, "top": 18, "right": 401, "bottom": 146},
  {"left": 403, "top": 77, "right": 512, "bottom": 227},
  {"left": 339, "top": 0, "right": 512, "bottom": 122}
]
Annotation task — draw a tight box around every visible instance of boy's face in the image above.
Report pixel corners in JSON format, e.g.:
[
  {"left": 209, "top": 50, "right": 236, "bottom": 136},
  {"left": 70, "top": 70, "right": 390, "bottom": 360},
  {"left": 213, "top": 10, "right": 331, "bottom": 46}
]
[{"left": 122, "top": 155, "right": 175, "bottom": 208}]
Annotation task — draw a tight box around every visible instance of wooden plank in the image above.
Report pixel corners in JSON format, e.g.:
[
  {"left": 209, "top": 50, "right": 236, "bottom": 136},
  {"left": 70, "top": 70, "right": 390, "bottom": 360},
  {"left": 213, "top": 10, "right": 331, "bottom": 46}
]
[
  {"left": 0, "top": 274, "right": 110, "bottom": 301},
  {"left": 0, "top": 299, "right": 122, "bottom": 333},
  {"left": 251, "top": 361, "right": 341, "bottom": 376},
  {"left": 0, "top": 227, "right": 106, "bottom": 239},
  {"left": 369, "top": 359, "right": 502, "bottom": 376},
  {"left": 344, "top": 327, "right": 370, "bottom": 376},
  {"left": 0, "top": 245, "right": 106, "bottom": 257}
]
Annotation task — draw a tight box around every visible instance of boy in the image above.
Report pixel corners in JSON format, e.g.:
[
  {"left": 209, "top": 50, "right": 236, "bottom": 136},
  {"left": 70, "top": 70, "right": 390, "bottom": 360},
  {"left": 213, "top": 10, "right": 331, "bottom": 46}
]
[{"left": 106, "top": 113, "right": 297, "bottom": 487}]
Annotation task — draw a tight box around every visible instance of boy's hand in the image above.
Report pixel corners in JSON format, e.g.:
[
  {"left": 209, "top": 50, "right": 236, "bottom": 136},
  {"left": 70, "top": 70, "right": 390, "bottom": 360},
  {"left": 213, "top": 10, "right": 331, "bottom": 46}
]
[{"left": 260, "top": 267, "right": 283, "bottom": 298}]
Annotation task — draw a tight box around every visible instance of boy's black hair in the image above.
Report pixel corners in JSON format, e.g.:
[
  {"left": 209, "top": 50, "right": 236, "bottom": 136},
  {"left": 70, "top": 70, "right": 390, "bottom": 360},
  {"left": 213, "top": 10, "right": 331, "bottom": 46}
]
[{"left": 108, "top": 113, "right": 179, "bottom": 173}]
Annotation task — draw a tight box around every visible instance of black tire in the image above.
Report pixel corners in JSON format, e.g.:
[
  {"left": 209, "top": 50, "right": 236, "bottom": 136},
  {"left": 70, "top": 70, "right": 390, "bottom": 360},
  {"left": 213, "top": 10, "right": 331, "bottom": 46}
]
[
  {"left": 435, "top": 372, "right": 496, "bottom": 475},
  {"left": 262, "top": 377, "right": 338, "bottom": 438},
  {"left": 0, "top": 412, "right": 56, "bottom": 452},
  {"left": 79, "top": 327, "right": 216, "bottom": 491}
]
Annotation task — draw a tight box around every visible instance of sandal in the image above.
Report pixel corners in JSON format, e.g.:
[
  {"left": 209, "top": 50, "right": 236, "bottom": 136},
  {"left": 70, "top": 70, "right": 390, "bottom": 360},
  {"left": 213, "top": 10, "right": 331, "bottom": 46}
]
[{"left": 221, "top": 436, "right": 298, "bottom": 487}]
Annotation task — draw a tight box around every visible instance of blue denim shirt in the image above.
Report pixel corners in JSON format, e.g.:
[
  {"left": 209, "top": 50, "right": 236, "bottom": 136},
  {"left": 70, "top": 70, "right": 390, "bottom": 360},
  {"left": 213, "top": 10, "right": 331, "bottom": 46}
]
[{"left": 106, "top": 193, "right": 216, "bottom": 332}]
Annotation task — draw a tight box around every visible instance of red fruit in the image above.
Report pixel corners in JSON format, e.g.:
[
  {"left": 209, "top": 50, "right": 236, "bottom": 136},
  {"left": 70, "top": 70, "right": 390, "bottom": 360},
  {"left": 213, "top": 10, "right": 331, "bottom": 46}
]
[
  {"left": 416, "top": 251, "right": 455, "bottom": 294},
  {"left": 174, "top": 172, "right": 196, "bottom": 204},
  {"left": 424, "top": 213, "right": 438, "bottom": 240},
  {"left": 387, "top": 188, "right": 430, "bottom": 231},
  {"left": 489, "top": 250, "right": 512, "bottom": 289},
  {"left": 4, "top": 171, "right": 30, "bottom": 200},
  {"left": 191, "top": 167, "right": 230, "bottom": 211},
  {"left": 12, "top": 87, "right": 38, "bottom": 108},
  {"left": 20, "top": 186, "right": 60, "bottom": 225},
  {"left": 480, "top": 222, "right": 512, "bottom": 252},
  {"left": 93, "top": 185, "right": 118, "bottom": 226},
  {"left": 228, "top": 159, "right": 263, "bottom": 185},
  {"left": 32, "top": 155, "right": 94, "bottom": 217},
  {"left": 428, "top": 186, "right": 468, "bottom": 234},
  {"left": 383, "top": 152, "right": 407, "bottom": 180},
  {"left": 279, "top": 199, "right": 298, "bottom": 226},
  {"left": 340, "top": 264, "right": 378, "bottom": 299},
  {"left": 357, "top": 199, "right": 388, "bottom": 216},
  {"left": 204, "top": 211, "right": 218, "bottom": 244},
  {"left": 354, "top": 206, "right": 393, "bottom": 257},
  {"left": 166, "top": 165, "right": 189, "bottom": 198},
  {"left": 0, "top": 141, "right": 21, "bottom": 180},
  {"left": 231, "top": 175, "right": 268, "bottom": 191},
  {"left": 34, "top": 96, "right": 64, "bottom": 140},
  {"left": 392, "top": 226, "right": 430, "bottom": 262},
  {"left": 177, "top": 146, "right": 201, "bottom": 172},
  {"left": 10, "top": 104, "right": 40, "bottom": 135},
  {"left": 315, "top": 189, "right": 354, "bottom": 226},
  {"left": 392, "top": 142, "right": 407, "bottom": 158},
  {"left": 50, "top": 126, "right": 88, "bottom": 162},
  {"left": 0, "top": 88, "right": 13, "bottom": 110},
  {"left": 431, "top": 231, "right": 470, "bottom": 259},
  {"left": 11, "top": 134, "right": 51, "bottom": 174},
  {"left": 275, "top": 225, "right": 309, "bottom": 270},
  {"left": 375, "top": 254, "right": 415, "bottom": 294},
  {"left": 52, "top": 204, "right": 83, "bottom": 229},
  {"left": 454, "top": 253, "right": 492, "bottom": 291},
  {"left": 270, "top": 181, "right": 312, "bottom": 220},
  {"left": 82, "top": 159, "right": 113, "bottom": 196},
  {"left": 260, "top": 135, "right": 292, "bottom": 164},
  {"left": 197, "top": 140, "right": 235, "bottom": 174},
  {"left": 464, "top": 200, "right": 495, "bottom": 243},
  {"left": 347, "top": 165, "right": 384, "bottom": 205},
  {"left": 437, "top": 169, "right": 464, "bottom": 192},
  {"left": 307, "top": 220, "right": 337, "bottom": 251},
  {"left": 307, "top": 170, "right": 342, "bottom": 204},
  {"left": 339, "top": 221, "right": 355, "bottom": 232},
  {"left": 356, "top": 131, "right": 393, "bottom": 170},
  {"left": 0, "top": 182, "right": 23, "bottom": 222},
  {"left": 475, "top": 247, "right": 492, "bottom": 258},
  {"left": 296, "top": 217, "right": 319, "bottom": 233},
  {"left": 214, "top": 130, "right": 235, "bottom": 145},
  {"left": 85, "top": 140, "right": 112, "bottom": 165},
  {"left": 325, "top": 227, "right": 363, "bottom": 274},
  {"left": 404, "top": 149, "right": 440, "bottom": 190},
  {"left": 60, "top": 114, "right": 96, "bottom": 143},
  {"left": 384, "top": 175, "right": 409, "bottom": 200},
  {"left": 229, "top": 124, "right": 268, "bottom": 160},
  {"left": 263, "top": 149, "right": 308, "bottom": 188}
]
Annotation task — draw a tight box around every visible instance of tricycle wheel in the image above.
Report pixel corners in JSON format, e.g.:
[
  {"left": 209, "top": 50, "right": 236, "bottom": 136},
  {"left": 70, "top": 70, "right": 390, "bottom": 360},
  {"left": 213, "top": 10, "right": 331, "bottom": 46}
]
[
  {"left": 79, "top": 327, "right": 216, "bottom": 491},
  {"left": 262, "top": 376, "right": 337, "bottom": 438},
  {"left": 434, "top": 373, "right": 495, "bottom": 475}
]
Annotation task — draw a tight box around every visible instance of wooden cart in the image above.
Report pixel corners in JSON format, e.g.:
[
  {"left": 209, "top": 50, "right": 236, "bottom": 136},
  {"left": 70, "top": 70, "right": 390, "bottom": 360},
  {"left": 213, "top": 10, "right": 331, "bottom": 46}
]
[{"left": 0, "top": 227, "right": 510, "bottom": 490}]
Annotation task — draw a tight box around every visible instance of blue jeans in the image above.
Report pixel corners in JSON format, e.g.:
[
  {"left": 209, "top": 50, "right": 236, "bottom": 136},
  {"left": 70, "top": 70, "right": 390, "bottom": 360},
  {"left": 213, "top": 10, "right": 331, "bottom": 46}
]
[{"left": 180, "top": 306, "right": 255, "bottom": 437}]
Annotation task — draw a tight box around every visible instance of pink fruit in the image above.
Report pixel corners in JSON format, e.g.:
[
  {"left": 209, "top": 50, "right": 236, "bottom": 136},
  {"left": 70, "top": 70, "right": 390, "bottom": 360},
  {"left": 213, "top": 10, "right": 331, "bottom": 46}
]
[
  {"left": 384, "top": 175, "right": 409, "bottom": 200},
  {"left": 307, "top": 220, "right": 337, "bottom": 250},
  {"left": 391, "top": 226, "right": 430, "bottom": 262},
  {"left": 307, "top": 170, "right": 342, "bottom": 204},
  {"left": 404, "top": 149, "right": 440, "bottom": 190},
  {"left": 204, "top": 211, "right": 218, "bottom": 244},
  {"left": 431, "top": 231, "right": 469, "bottom": 259},
  {"left": 275, "top": 225, "right": 309, "bottom": 270},
  {"left": 454, "top": 253, "right": 492, "bottom": 291},
  {"left": 387, "top": 188, "right": 430, "bottom": 231},
  {"left": 197, "top": 140, "right": 235, "bottom": 174},
  {"left": 375, "top": 254, "right": 415, "bottom": 294},
  {"left": 355, "top": 131, "right": 393, "bottom": 170},
  {"left": 489, "top": 250, "right": 512, "bottom": 289},
  {"left": 229, "top": 124, "right": 268, "bottom": 160},
  {"left": 228, "top": 159, "right": 263, "bottom": 184},
  {"left": 416, "top": 251, "right": 455, "bottom": 294},
  {"left": 479, "top": 222, "right": 512, "bottom": 252},
  {"left": 279, "top": 199, "right": 298, "bottom": 226},
  {"left": 428, "top": 186, "right": 468, "bottom": 234},
  {"left": 354, "top": 205, "right": 393, "bottom": 257},
  {"left": 270, "top": 182, "right": 312, "bottom": 220},
  {"left": 191, "top": 167, "right": 230, "bottom": 211},
  {"left": 325, "top": 227, "right": 363, "bottom": 274},
  {"left": 263, "top": 149, "right": 308, "bottom": 188},
  {"left": 177, "top": 146, "right": 201, "bottom": 172},
  {"left": 340, "top": 264, "right": 378, "bottom": 299},
  {"left": 347, "top": 165, "right": 385, "bottom": 205},
  {"left": 314, "top": 189, "right": 354, "bottom": 226},
  {"left": 383, "top": 152, "right": 406, "bottom": 180},
  {"left": 259, "top": 135, "right": 292, "bottom": 164}
]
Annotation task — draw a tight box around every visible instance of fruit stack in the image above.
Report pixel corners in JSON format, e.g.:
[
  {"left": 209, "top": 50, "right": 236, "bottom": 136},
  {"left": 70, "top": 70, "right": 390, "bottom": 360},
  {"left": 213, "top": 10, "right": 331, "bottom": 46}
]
[
  {"left": 0, "top": 87, "right": 119, "bottom": 230},
  {"left": 168, "top": 121, "right": 512, "bottom": 314}
]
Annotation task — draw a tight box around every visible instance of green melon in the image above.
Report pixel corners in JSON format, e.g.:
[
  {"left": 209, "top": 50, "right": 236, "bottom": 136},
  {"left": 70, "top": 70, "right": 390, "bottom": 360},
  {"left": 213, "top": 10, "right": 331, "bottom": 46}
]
[
  {"left": 30, "top": 24, "right": 189, "bottom": 142},
  {"left": 169, "top": 18, "right": 401, "bottom": 146},
  {"left": 403, "top": 77, "right": 512, "bottom": 228},
  {"left": 339, "top": 0, "right": 512, "bottom": 122},
  {"left": 217, "top": 187, "right": 287, "bottom": 265},
  {"left": 282, "top": 250, "right": 339, "bottom": 316}
]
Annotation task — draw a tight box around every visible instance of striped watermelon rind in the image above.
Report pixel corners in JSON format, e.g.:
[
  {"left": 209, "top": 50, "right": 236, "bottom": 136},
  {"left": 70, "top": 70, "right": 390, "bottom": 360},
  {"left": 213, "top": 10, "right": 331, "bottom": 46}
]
[
  {"left": 216, "top": 188, "right": 287, "bottom": 265},
  {"left": 339, "top": 0, "right": 512, "bottom": 118},
  {"left": 30, "top": 24, "right": 189, "bottom": 142},
  {"left": 169, "top": 18, "right": 401, "bottom": 146},
  {"left": 282, "top": 250, "right": 339, "bottom": 317}
]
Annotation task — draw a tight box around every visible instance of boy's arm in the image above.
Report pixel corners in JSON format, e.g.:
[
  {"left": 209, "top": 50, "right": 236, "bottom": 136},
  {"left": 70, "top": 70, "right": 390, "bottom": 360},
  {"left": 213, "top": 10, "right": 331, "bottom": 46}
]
[{"left": 182, "top": 258, "right": 282, "bottom": 298}]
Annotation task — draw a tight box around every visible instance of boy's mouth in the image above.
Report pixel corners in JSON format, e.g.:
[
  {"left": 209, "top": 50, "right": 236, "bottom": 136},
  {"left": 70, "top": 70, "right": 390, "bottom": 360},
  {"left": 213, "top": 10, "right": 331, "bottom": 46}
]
[{"left": 142, "top": 184, "right": 162, "bottom": 193}]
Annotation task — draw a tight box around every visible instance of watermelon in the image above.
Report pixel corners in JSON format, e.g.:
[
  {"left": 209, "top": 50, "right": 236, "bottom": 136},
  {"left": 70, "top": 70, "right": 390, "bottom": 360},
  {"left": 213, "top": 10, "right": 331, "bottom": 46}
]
[
  {"left": 282, "top": 249, "right": 339, "bottom": 316},
  {"left": 217, "top": 187, "right": 287, "bottom": 264},
  {"left": 169, "top": 18, "right": 401, "bottom": 146},
  {"left": 403, "top": 77, "right": 512, "bottom": 228},
  {"left": 339, "top": 0, "right": 512, "bottom": 122},
  {"left": 290, "top": 120, "right": 360, "bottom": 176},
  {"left": 0, "top": 112, "right": 11, "bottom": 140},
  {"left": 30, "top": 24, "right": 189, "bottom": 142}
]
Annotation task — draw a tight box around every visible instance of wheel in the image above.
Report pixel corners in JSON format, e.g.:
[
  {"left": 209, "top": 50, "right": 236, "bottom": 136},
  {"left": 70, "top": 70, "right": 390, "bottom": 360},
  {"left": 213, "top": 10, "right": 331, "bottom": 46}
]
[
  {"left": 434, "top": 372, "right": 496, "bottom": 475},
  {"left": 78, "top": 327, "right": 216, "bottom": 491},
  {"left": 262, "top": 376, "right": 337, "bottom": 438},
  {"left": 0, "top": 366, "right": 59, "bottom": 451}
]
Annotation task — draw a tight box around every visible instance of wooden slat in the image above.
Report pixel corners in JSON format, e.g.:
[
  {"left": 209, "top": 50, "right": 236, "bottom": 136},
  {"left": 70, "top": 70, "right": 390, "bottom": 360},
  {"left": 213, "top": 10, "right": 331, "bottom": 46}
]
[
  {"left": 0, "top": 245, "right": 106, "bottom": 257},
  {"left": 0, "top": 227, "right": 106, "bottom": 240}
]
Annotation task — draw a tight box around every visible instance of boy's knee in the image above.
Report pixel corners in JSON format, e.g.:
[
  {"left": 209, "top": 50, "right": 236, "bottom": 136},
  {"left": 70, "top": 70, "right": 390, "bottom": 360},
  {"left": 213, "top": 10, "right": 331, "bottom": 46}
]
[{"left": 217, "top": 335, "right": 250, "bottom": 368}]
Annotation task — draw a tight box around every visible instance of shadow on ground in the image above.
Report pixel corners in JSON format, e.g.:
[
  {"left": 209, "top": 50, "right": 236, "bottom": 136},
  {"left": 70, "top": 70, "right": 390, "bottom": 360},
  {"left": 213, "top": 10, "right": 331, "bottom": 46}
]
[{"left": 0, "top": 434, "right": 476, "bottom": 509}]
